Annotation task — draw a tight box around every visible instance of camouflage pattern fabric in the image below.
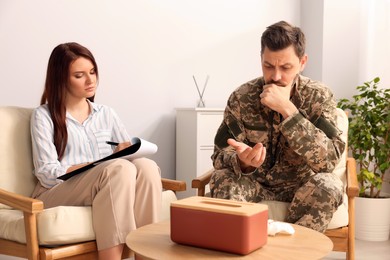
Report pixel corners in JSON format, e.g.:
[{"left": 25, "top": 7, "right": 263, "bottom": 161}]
[{"left": 210, "top": 75, "right": 345, "bottom": 232}]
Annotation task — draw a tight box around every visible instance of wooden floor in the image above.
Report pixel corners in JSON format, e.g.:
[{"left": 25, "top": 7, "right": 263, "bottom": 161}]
[{"left": 1, "top": 238, "right": 389, "bottom": 260}]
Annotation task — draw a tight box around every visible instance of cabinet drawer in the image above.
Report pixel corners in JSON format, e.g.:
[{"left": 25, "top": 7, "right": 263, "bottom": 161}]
[{"left": 198, "top": 113, "right": 223, "bottom": 145}]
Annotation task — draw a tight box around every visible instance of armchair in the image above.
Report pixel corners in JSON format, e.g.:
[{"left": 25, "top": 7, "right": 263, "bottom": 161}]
[
  {"left": 0, "top": 106, "right": 186, "bottom": 260},
  {"left": 192, "top": 108, "right": 359, "bottom": 260}
]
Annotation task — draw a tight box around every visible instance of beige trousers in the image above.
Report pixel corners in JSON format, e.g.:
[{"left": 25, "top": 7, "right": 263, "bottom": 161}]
[{"left": 32, "top": 158, "right": 162, "bottom": 250}]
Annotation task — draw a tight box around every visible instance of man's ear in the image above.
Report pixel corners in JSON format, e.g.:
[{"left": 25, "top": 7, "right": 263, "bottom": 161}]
[{"left": 299, "top": 54, "right": 308, "bottom": 73}]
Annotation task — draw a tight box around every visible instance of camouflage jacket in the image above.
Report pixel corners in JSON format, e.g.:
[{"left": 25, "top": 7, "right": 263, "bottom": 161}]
[{"left": 212, "top": 75, "right": 345, "bottom": 188}]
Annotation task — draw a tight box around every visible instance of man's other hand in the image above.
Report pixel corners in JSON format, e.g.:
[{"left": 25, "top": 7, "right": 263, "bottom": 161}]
[{"left": 227, "top": 138, "right": 266, "bottom": 171}]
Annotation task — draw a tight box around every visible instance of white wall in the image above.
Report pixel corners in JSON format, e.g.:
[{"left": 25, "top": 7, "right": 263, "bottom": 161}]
[
  {"left": 358, "top": 0, "right": 390, "bottom": 88},
  {"left": 302, "top": 0, "right": 390, "bottom": 99},
  {"left": 0, "top": 0, "right": 301, "bottom": 179},
  {"left": 300, "top": 0, "right": 324, "bottom": 81},
  {"left": 321, "top": 0, "right": 362, "bottom": 99}
]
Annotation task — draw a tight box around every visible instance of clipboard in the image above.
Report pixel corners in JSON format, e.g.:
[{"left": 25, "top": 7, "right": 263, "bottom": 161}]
[{"left": 57, "top": 137, "right": 157, "bottom": 181}]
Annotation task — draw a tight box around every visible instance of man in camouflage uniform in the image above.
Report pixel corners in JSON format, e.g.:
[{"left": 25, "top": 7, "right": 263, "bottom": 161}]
[{"left": 210, "top": 21, "right": 345, "bottom": 232}]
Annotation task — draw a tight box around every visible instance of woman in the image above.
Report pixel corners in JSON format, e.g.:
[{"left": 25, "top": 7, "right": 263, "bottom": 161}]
[{"left": 31, "top": 42, "right": 162, "bottom": 259}]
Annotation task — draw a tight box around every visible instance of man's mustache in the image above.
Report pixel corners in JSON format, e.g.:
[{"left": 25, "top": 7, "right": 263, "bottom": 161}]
[
  {"left": 266, "top": 80, "right": 287, "bottom": 87},
  {"left": 266, "top": 74, "right": 299, "bottom": 87}
]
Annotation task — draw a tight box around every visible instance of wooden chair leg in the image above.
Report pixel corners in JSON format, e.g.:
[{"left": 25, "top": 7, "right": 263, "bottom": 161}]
[
  {"left": 23, "top": 212, "right": 39, "bottom": 260},
  {"left": 347, "top": 197, "right": 355, "bottom": 260}
]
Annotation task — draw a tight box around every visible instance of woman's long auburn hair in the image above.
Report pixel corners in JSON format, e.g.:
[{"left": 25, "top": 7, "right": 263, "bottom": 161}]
[{"left": 40, "top": 42, "right": 99, "bottom": 160}]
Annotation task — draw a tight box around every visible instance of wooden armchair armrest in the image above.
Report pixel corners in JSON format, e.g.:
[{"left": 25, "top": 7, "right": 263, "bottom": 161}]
[
  {"left": 191, "top": 168, "right": 213, "bottom": 196},
  {"left": 0, "top": 188, "right": 43, "bottom": 213},
  {"left": 0, "top": 188, "right": 43, "bottom": 259},
  {"left": 346, "top": 157, "right": 359, "bottom": 198},
  {"left": 161, "top": 178, "right": 186, "bottom": 192}
]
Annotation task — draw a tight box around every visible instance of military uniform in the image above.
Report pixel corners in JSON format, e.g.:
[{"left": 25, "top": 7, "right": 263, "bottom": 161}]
[{"left": 210, "top": 75, "right": 345, "bottom": 232}]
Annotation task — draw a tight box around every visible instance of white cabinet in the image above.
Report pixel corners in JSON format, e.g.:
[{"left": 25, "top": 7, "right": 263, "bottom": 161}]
[{"left": 176, "top": 108, "right": 224, "bottom": 199}]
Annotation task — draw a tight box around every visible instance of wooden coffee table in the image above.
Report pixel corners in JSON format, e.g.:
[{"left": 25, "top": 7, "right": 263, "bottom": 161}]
[{"left": 126, "top": 220, "right": 333, "bottom": 259}]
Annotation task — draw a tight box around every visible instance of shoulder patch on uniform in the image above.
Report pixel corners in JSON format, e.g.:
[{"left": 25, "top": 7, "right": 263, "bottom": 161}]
[
  {"left": 315, "top": 116, "right": 339, "bottom": 139},
  {"left": 214, "top": 123, "right": 233, "bottom": 148}
]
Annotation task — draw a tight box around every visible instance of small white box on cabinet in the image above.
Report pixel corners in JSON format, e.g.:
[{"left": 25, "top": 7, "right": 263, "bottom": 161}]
[{"left": 176, "top": 108, "right": 224, "bottom": 199}]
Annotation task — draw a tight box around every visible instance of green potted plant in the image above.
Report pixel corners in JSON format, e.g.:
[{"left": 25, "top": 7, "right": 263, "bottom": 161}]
[{"left": 338, "top": 77, "right": 390, "bottom": 241}]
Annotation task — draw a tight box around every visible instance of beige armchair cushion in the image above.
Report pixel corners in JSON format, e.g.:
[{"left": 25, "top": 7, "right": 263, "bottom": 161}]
[
  {"left": 0, "top": 206, "right": 94, "bottom": 245},
  {"left": 262, "top": 108, "right": 349, "bottom": 229},
  {"left": 0, "top": 106, "right": 177, "bottom": 245}
]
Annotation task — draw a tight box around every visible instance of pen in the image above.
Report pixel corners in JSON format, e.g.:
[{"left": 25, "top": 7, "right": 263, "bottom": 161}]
[{"left": 106, "top": 141, "right": 119, "bottom": 146}]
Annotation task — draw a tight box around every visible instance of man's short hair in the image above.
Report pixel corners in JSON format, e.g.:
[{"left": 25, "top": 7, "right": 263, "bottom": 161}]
[{"left": 261, "top": 21, "right": 306, "bottom": 59}]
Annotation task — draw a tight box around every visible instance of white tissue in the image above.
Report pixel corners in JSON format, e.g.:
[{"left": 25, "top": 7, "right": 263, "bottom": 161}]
[{"left": 267, "top": 219, "right": 295, "bottom": 236}]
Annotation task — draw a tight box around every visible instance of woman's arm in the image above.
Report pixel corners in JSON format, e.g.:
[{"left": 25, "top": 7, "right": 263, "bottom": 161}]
[{"left": 30, "top": 106, "right": 69, "bottom": 188}]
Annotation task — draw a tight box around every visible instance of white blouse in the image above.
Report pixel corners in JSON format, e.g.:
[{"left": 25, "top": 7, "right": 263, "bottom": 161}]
[{"left": 30, "top": 101, "right": 130, "bottom": 188}]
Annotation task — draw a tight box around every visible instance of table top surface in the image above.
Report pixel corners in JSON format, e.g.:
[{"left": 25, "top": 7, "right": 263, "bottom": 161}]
[{"left": 126, "top": 220, "right": 333, "bottom": 260}]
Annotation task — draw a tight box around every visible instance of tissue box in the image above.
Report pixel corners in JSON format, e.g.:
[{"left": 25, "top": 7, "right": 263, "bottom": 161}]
[{"left": 170, "top": 196, "right": 268, "bottom": 255}]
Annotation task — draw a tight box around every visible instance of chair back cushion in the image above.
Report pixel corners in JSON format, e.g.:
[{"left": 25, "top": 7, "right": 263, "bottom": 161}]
[
  {"left": 0, "top": 107, "right": 37, "bottom": 208},
  {"left": 332, "top": 108, "right": 348, "bottom": 187}
]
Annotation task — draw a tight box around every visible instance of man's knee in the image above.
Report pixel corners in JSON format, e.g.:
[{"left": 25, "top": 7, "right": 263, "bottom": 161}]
[
  {"left": 310, "top": 173, "right": 344, "bottom": 206},
  {"left": 210, "top": 169, "right": 262, "bottom": 202},
  {"left": 286, "top": 173, "right": 344, "bottom": 231},
  {"left": 210, "top": 169, "right": 242, "bottom": 199},
  {"left": 290, "top": 173, "right": 344, "bottom": 218}
]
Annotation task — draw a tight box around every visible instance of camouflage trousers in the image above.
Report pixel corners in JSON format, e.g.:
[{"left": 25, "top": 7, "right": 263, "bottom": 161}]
[{"left": 209, "top": 169, "right": 343, "bottom": 232}]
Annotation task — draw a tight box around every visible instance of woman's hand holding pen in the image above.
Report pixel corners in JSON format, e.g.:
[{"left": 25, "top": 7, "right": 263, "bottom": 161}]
[
  {"left": 106, "top": 141, "right": 131, "bottom": 153},
  {"left": 66, "top": 140, "right": 131, "bottom": 175},
  {"left": 114, "top": 142, "right": 131, "bottom": 153},
  {"left": 227, "top": 138, "right": 266, "bottom": 172},
  {"left": 66, "top": 162, "right": 92, "bottom": 174}
]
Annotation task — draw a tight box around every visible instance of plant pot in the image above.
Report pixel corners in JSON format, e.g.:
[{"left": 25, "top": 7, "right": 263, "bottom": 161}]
[{"left": 355, "top": 196, "right": 390, "bottom": 241}]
